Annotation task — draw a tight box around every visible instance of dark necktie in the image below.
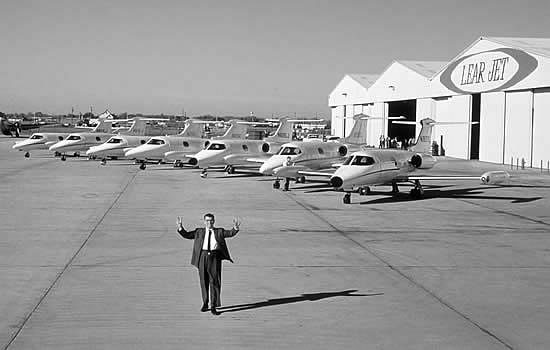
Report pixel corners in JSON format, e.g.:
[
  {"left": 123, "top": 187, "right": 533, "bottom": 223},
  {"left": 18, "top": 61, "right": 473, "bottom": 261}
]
[{"left": 207, "top": 229, "right": 211, "bottom": 252}]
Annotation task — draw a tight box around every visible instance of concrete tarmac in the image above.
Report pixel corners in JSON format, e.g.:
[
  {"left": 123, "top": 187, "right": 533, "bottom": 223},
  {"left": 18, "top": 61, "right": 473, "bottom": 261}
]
[{"left": 2, "top": 136, "right": 550, "bottom": 350}]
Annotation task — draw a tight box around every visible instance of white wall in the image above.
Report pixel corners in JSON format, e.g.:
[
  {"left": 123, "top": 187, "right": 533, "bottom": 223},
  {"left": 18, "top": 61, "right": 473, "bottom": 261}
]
[
  {"left": 367, "top": 102, "right": 386, "bottom": 146},
  {"left": 479, "top": 92, "right": 506, "bottom": 163},
  {"left": 504, "top": 90, "right": 533, "bottom": 166},
  {"left": 532, "top": 88, "right": 550, "bottom": 168},
  {"left": 416, "top": 98, "right": 436, "bottom": 139},
  {"left": 434, "top": 95, "right": 471, "bottom": 159},
  {"left": 331, "top": 106, "right": 343, "bottom": 137}
]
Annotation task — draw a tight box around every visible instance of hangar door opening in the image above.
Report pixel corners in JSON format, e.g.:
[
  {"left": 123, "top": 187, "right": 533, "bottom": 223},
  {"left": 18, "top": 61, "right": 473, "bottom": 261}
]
[
  {"left": 387, "top": 99, "right": 416, "bottom": 146},
  {"left": 470, "top": 94, "right": 480, "bottom": 159}
]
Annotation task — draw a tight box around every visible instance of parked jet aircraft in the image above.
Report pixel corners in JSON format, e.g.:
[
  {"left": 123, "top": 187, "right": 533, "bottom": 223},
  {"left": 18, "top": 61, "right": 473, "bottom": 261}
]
[
  {"left": 257, "top": 114, "right": 375, "bottom": 189},
  {"left": 85, "top": 117, "right": 167, "bottom": 162},
  {"left": 299, "top": 118, "right": 509, "bottom": 203},
  {"left": 125, "top": 119, "right": 247, "bottom": 169},
  {"left": 188, "top": 117, "right": 303, "bottom": 175},
  {"left": 12, "top": 132, "right": 68, "bottom": 157}
]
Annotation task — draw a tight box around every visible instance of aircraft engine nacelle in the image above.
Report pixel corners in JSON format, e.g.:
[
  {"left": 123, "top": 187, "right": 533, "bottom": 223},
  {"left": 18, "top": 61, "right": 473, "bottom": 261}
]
[
  {"left": 480, "top": 171, "right": 510, "bottom": 185},
  {"left": 409, "top": 153, "right": 436, "bottom": 169},
  {"left": 338, "top": 145, "right": 348, "bottom": 157}
]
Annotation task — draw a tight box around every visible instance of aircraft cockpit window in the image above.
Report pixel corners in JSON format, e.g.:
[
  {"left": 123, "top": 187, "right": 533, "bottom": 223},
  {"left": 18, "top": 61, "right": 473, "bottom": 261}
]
[
  {"left": 67, "top": 135, "right": 81, "bottom": 141},
  {"left": 30, "top": 134, "right": 44, "bottom": 139},
  {"left": 278, "top": 147, "right": 301, "bottom": 155},
  {"left": 343, "top": 156, "right": 354, "bottom": 165},
  {"left": 147, "top": 139, "right": 165, "bottom": 145},
  {"left": 107, "top": 138, "right": 123, "bottom": 144},
  {"left": 351, "top": 156, "right": 375, "bottom": 166},
  {"left": 207, "top": 143, "right": 226, "bottom": 150}
]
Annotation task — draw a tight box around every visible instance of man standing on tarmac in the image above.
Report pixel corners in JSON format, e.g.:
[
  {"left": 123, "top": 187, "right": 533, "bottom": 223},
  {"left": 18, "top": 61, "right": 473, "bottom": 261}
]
[{"left": 177, "top": 213, "right": 241, "bottom": 315}]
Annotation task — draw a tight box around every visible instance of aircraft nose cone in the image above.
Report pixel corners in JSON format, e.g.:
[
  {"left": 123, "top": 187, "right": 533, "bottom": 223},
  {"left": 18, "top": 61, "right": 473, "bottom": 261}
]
[
  {"left": 259, "top": 164, "right": 272, "bottom": 175},
  {"left": 330, "top": 176, "right": 343, "bottom": 188},
  {"left": 188, "top": 157, "right": 198, "bottom": 166}
]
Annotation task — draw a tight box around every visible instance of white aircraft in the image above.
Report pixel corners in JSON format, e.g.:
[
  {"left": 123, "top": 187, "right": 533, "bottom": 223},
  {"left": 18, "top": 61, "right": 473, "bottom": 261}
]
[
  {"left": 85, "top": 117, "right": 167, "bottom": 162},
  {"left": 124, "top": 119, "right": 248, "bottom": 170},
  {"left": 48, "top": 116, "right": 116, "bottom": 160},
  {"left": 301, "top": 118, "right": 509, "bottom": 204},
  {"left": 187, "top": 117, "right": 299, "bottom": 175},
  {"left": 12, "top": 132, "right": 69, "bottom": 157},
  {"left": 257, "top": 114, "right": 375, "bottom": 189}
]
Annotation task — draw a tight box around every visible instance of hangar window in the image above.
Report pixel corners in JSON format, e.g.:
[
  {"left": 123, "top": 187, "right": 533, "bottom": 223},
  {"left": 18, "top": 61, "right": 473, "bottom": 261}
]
[
  {"left": 147, "top": 138, "right": 165, "bottom": 145},
  {"left": 207, "top": 143, "right": 226, "bottom": 150},
  {"left": 183, "top": 141, "right": 189, "bottom": 147},
  {"left": 95, "top": 137, "right": 101, "bottom": 142},
  {"left": 278, "top": 146, "right": 301, "bottom": 155},
  {"left": 67, "top": 135, "right": 81, "bottom": 141},
  {"left": 242, "top": 144, "right": 248, "bottom": 151},
  {"left": 30, "top": 134, "right": 44, "bottom": 139},
  {"left": 317, "top": 148, "right": 324, "bottom": 155},
  {"left": 107, "top": 138, "right": 123, "bottom": 144}
]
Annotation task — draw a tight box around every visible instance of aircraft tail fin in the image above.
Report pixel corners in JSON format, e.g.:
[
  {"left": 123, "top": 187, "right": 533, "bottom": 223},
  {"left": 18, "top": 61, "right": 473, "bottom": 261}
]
[
  {"left": 218, "top": 119, "right": 248, "bottom": 139},
  {"left": 91, "top": 116, "right": 112, "bottom": 133},
  {"left": 409, "top": 118, "right": 436, "bottom": 154},
  {"left": 178, "top": 120, "right": 204, "bottom": 138},
  {"left": 265, "top": 117, "right": 293, "bottom": 142},
  {"left": 342, "top": 114, "right": 369, "bottom": 145},
  {"left": 126, "top": 117, "right": 147, "bottom": 136}
]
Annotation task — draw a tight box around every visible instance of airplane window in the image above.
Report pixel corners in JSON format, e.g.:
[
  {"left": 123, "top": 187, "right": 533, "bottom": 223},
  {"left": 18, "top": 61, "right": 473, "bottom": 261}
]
[
  {"left": 317, "top": 148, "right": 324, "bottom": 155},
  {"left": 58, "top": 136, "right": 64, "bottom": 141},
  {"left": 242, "top": 144, "right": 248, "bottom": 151},
  {"left": 67, "top": 135, "right": 81, "bottom": 140},
  {"left": 183, "top": 141, "right": 189, "bottom": 147},
  {"left": 140, "top": 140, "right": 146, "bottom": 144},
  {"left": 207, "top": 143, "right": 226, "bottom": 150},
  {"left": 107, "top": 138, "right": 123, "bottom": 144},
  {"left": 343, "top": 156, "right": 354, "bottom": 165},
  {"left": 147, "top": 139, "right": 165, "bottom": 145},
  {"left": 351, "top": 156, "right": 375, "bottom": 166},
  {"left": 30, "top": 134, "right": 44, "bottom": 139},
  {"left": 278, "top": 147, "right": 300, "bottom": 155},
  {"left": 96, "top": 137, "right": 101, "bottom": 142}
]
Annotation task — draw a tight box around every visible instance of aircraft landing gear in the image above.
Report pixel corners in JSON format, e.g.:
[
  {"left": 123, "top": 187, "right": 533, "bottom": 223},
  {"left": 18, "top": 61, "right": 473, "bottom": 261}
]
[
  {"left": 139, "top": 162, "right": 146, "bottom": 170},
  {"left": 173, "top": 160, "right": 183, "bottom": 168},
  {"left": 391, "top": 181, "right": 399, "bottom": 193},
  {"left": 54, "top": 152, "right": 61, "bottom": 157},
  {"left": 225, "top": 165, "right": 235, "bottom": 174},
  {"left": 73, "top": 152, "right": 80, "bottom": 157},
  {"left": 296, "top": 176, "right": 306, "bottom": 184},
  {"left": 100, "top": 158, "right": 107, "bottom": 166},
  {"left": 409, "top": 180, "right": 424, "bottom": 199},
  {"left": 359, "top": 186, "right": 370, "bottom": 196},
  {"left": 200, "top": 169, "right": 208, "bottom": 178},
  {"left": 283, "top": 178, "right": 290, "bottom": 191},
  {"left": 273, "top": 179, "right": 281, "bottom": 189},
  {"left": 61, "top": 154, "right": 66, "bottom": 161},
  {"left": 343, "top": 192, "right": 351, "bottom": 204},
  {"left": 88, "top": 155, "right": 97, "bottom": 160},
  {"left": 24, "top": 151, "right": 30, "bottom": 158}
]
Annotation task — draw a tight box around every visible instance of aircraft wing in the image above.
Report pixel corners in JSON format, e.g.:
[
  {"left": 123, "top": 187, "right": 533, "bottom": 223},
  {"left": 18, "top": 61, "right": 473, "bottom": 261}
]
[
  {"left": 297, "top": 170, "right": 334, "bottom": 178},
  {"left": 398, "top": 175, "right": 480, "bottom": 181},
  {"left": 395, "top": 171, "right": 510, "bottom": 185},
  {"left": 245, "top": 156, "right": 271, "bottom": 164}
]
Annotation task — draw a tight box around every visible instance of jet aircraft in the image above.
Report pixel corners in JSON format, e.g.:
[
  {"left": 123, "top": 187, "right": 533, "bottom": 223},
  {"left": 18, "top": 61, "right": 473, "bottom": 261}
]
[
  {"left": 301, "top": 118, "right": 509, "bottom": 203},
  {"left": 124, "top": 119, "right": 248, "bottom": 170}
]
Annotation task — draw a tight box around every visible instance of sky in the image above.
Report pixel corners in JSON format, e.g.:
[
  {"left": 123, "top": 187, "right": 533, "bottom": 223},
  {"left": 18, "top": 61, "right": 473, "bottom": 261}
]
[{"left": 1, "top": 0, "right": 549, "bottom": 118}]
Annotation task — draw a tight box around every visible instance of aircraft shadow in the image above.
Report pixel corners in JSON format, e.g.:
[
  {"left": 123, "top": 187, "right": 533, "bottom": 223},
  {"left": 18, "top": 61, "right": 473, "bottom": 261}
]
[
  {"left": 217, "top": 289, "right": 383, "bottom": 314},
  {"left": 215, "top": 173, "right": 264, "bottom": 179},
  {"left": 357, "top": 186, "right": 543, "bottom": 205}
]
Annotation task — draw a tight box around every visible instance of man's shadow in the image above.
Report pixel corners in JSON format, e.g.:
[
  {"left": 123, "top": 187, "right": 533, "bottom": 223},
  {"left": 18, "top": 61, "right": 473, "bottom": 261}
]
[{"left": 217, "top": 289, "right": 382, "bottom": 314}]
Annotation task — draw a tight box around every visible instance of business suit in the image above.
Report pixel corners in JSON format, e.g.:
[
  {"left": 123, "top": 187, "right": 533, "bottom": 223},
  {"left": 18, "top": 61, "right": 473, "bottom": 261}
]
[{"left": 177, "top": 226, "right": 239, "bottom": 310}]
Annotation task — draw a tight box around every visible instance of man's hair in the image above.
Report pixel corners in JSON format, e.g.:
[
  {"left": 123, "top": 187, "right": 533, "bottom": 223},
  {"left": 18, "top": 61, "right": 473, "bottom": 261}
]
[{"left": 204, "top": 213, "right": 215, "bottom": 220}]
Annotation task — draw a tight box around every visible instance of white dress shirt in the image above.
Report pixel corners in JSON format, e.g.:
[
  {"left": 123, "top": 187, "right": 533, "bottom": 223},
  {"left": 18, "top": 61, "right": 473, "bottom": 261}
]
[{"left": 202, "top": 228, "right": 219, "bottom": 250}]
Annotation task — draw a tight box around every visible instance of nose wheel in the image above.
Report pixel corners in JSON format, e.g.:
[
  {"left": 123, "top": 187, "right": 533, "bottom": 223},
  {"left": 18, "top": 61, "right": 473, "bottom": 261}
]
[
  {"left": 200, "top": 169, "right": 208, "bottom": 178},
  {"left": 24, "top": 152, "right": 30, "bottom": 158},
  {"left": 358, "top": 187, "right": 370, "bottom": 196},
  {"left": 273, "top": 179, "right": 280, "bottom": 189},
  {"left": 225, "top": 165, "right": 235, "bottom": 174},
  {"left": 139, "top": 162, "right": 146, "bottom": 170},
  {"left": 409, "top": 180, "right": 424, "bottom": 199},
  {"left": 61, "top": 154, "right": 66, "bottom": 161}
]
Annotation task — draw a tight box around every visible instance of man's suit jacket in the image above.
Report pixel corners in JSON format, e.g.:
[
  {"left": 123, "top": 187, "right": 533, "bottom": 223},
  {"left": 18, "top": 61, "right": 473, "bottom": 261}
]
[{"left": 177, "top": 226, "right": 238, "bottom": 268}]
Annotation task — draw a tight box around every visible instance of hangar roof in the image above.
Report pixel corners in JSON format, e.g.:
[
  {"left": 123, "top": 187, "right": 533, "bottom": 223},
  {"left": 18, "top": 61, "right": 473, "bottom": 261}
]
[
  {"left": 397, "top": 61, "right": 447, "bottom": 78},
  {"left": 347, "top": 74, "right": 379, "bottom": 89},
  {"left": 485, "top": 37, "right": 550, "bottom": 59}
]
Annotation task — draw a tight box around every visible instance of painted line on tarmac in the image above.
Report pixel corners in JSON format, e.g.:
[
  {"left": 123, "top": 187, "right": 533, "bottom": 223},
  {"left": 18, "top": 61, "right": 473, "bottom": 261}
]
[
  {"left": 284, "top": 192, "right": 515, "bottom": 350},
  {"left": 3, "top": 169, "right": 139, "bottom": 350}
]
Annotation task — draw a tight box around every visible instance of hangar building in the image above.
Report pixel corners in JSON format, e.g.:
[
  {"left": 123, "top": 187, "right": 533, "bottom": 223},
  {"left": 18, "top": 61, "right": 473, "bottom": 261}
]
[{"left": 329, "top": 37, "right": 550, "bottom": 168}]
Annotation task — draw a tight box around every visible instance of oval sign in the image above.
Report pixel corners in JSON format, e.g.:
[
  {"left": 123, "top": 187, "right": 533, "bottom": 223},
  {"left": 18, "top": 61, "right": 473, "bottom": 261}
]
[{"left": 440, "top": 48, "right": 538, "bottom": 94}]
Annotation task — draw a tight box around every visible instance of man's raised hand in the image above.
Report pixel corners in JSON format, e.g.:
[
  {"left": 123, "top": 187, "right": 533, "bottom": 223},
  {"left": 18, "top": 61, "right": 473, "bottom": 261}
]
[
  {"left": 177, "top": 216, "right": 183, "bottom": 230},
  {"left": 233, "top": 216, "right": 242, "bottom": 230}
]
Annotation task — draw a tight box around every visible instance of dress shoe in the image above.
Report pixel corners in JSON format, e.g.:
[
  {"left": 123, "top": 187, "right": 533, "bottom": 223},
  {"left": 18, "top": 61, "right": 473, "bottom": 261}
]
[
  {"left": 211, "top": 308, "right": 221, "bottom": 316},
  {"left": 201, "top": 304, "right": 209, "bottom": 312}
]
